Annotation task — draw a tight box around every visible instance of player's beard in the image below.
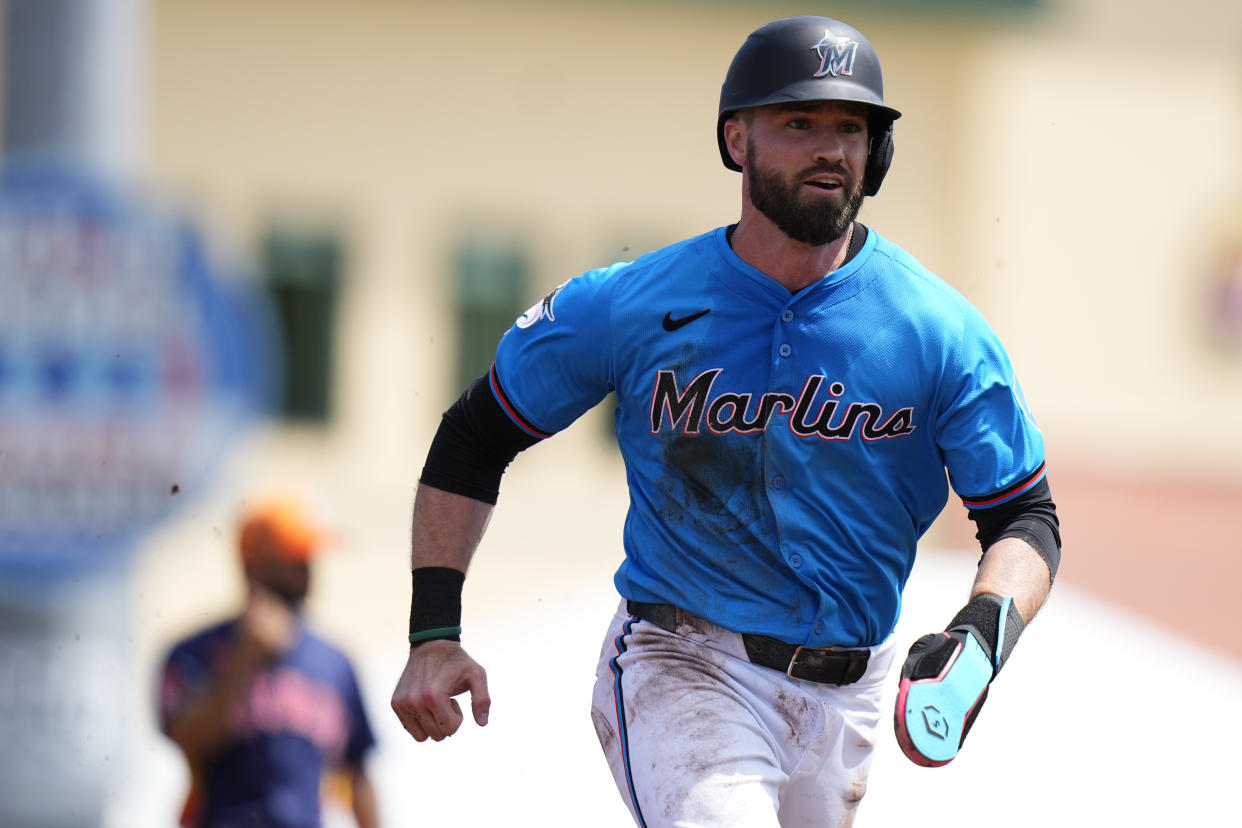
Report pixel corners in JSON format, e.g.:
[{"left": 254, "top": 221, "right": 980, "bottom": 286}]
[
  {"left": 268, "top": 579, "right": 309, "bottom": 610},
  {"left": 255, "top": 560, "right": 311, "bottom": 610},
  {"left": 747, "top": 136, "right": 865, "bottom": 246}
]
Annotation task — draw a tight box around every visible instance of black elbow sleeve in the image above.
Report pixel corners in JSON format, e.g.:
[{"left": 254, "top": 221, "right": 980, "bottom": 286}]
[
  {"left": 968, "top": 476, "right": 1062, "bottom": 581},
  {"left": 419, "top": 369, "right": 542, "bottom": 504}
]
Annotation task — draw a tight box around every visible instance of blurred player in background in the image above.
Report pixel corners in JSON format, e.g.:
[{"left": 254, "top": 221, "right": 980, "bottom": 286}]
[
  {"left": 391, "top": 14, "right": 1060, "bottom": 827},
  {"left": 158, "top": 498, "right": 381, "bottom": 828}
]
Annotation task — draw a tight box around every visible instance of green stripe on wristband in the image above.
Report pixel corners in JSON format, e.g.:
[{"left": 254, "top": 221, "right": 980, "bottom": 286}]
[{"left": 408, "top": 626, "right": 462, "bottom": 645}]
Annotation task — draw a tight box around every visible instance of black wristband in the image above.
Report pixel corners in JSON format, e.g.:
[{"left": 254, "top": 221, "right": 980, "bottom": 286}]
[
  {"left": 947, "top": 592, "right": 1025, "bottom": 679},
  {"left": 409, "top": 567, "right": 465, "bottom": 647}
]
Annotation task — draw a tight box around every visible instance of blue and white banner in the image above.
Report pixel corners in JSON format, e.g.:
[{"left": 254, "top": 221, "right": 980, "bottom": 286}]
[{"left": 0, "top": 166, "right": 273, "bottom": 583}]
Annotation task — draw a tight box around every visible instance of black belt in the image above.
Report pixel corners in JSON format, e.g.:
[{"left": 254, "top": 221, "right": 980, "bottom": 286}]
[{"left": 626, "top": 601, "right": 870, "bottom": 686}]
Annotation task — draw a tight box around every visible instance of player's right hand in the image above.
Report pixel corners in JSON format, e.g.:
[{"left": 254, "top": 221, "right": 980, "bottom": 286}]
[
  {"left": 238, "top": 582, "right": 298, "bottom": 662},
  {"left": 391, "top": 640, "right": 491, "bottom": 742}
]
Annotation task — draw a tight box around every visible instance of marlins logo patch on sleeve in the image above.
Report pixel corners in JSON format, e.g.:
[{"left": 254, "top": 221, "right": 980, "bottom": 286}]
[{"left": 516, "top": 281, "right": 568, "bottom": 329}]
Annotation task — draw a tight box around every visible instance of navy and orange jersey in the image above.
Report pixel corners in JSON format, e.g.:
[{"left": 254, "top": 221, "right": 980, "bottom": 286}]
[{"left": 158, "top": 620, "right": 376, "bottom": 828}]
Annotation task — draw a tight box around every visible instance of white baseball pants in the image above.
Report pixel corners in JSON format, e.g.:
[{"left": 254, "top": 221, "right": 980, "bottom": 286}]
[{"left": 591, "top": 600, "right": 895, "bottom": 828}]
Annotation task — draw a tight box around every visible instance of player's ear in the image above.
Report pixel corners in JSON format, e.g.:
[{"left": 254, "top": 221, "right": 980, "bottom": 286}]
[{"left": 722, "top": 116, "right": 747, "bottom": 168}]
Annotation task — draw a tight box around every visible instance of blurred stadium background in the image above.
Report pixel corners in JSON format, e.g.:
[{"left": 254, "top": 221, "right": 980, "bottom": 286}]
[{"left": 2, "top": 0, "right": 1241, "bottom": 825}]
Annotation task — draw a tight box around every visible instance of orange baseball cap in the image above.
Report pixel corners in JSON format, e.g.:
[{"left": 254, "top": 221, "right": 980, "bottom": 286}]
[{"left": 238, "top": 497, "right": 329, "bottom": 564}]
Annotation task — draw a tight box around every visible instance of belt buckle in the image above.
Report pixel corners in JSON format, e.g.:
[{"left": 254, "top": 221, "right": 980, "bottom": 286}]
[{"left": 785, "top": 645, "right": 808, "bottom": 680}]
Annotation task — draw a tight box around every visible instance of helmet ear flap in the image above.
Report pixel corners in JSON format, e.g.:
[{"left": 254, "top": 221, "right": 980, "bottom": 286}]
[{"left": 863, "top": 120, "right": 895, "bottom": 197}]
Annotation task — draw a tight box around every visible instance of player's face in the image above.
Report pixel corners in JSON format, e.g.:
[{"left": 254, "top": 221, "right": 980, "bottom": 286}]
[
  {"left": 247, "top": 555, "right": 311, "bottom": 609},
  {"left": 742, "top": 101, "right": 869, "bottom": 246}
]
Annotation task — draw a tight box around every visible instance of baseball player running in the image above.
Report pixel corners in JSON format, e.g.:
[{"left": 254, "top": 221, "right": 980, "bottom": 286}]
[{"left": 391, "top": 14, "right": 1060, "bottom": 827}]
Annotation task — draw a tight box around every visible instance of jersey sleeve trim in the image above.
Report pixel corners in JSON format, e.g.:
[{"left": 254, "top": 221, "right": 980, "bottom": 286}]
[
  {"left": 489, "top": 364, "right": 554, "bottom": 439},
  {"left": 967, "top": 475, "right": 1061, "bottom": 580},
  {"left": 419, "top": 370, "right": 542, "bottom": 504},
  {"left": 959, "top": 462, "right": 1046, "bottom": 509}
]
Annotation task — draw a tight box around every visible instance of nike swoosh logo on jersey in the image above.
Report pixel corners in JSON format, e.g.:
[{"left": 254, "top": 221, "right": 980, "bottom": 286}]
[{"left": 662, "top": 308, "right": 711, "bottom": 331}]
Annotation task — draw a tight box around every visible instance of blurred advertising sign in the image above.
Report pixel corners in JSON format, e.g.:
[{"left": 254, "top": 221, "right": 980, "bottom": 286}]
[{"left": 0, "top": 167, "right": 271, "bottom": 584}]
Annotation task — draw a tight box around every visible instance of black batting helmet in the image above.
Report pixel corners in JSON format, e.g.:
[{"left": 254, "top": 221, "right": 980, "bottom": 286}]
[{"left": 717, "top": 16, "right": 902, "bottom": 196}]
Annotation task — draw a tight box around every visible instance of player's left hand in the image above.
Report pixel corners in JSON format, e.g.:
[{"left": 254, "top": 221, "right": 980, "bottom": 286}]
[
  {"left": 894, "top": 629, "right": 992, "bottom": 766},
  {"left": 893, "top": 593, "right": 1024, "bottom": 767}
]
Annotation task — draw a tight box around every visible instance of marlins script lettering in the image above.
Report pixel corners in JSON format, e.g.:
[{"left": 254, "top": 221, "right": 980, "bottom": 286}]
[{"left": 649, "top": 368, "right": 916, "bottom": 441}]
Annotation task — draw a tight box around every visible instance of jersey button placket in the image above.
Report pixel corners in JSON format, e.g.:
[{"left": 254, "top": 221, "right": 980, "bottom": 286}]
[{"left": 778, "top": 343, "right": 792, "bottom": 358}]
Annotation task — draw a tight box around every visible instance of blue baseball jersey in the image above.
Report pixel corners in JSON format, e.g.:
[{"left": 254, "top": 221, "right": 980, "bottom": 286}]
[
  {"left": 158, "top": 619, "right": 376, "bottom": 828},
  {"left": 493, "top": 226, "right": 1045, "bottom": 647}
]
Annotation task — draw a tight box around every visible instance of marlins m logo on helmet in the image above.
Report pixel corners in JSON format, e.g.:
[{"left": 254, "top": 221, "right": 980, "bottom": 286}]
[{"left": 811, "top": 29, "right": 858, "bottom": 78}]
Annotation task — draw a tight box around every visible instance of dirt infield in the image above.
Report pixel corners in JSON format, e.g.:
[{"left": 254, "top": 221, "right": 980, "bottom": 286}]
[{"left": 934, "top": 463, "right": 1242, "bottom": 662}]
